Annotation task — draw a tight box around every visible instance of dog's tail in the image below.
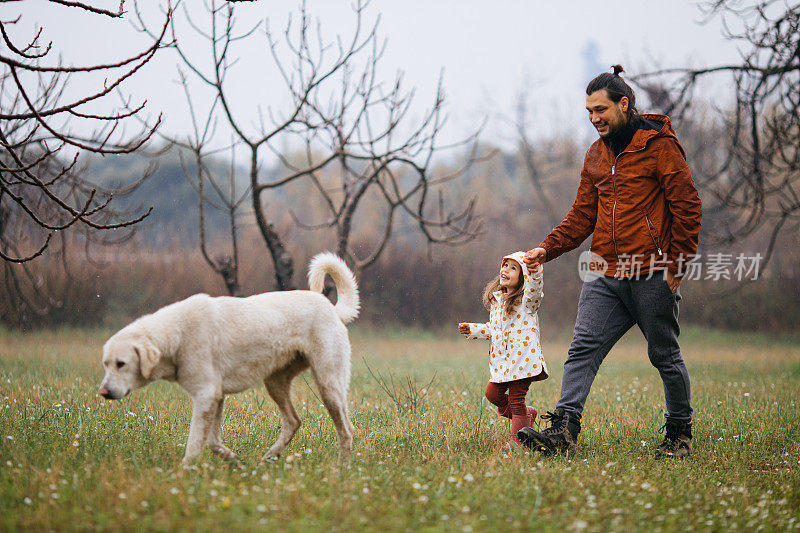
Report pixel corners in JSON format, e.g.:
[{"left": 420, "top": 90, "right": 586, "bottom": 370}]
[{"left": 308, "top": 252, "right": 360, "bottom": 324}]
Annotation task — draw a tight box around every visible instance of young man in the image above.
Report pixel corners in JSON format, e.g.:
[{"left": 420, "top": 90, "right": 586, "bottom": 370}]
[{"left": 520, "top": 65, "right": 702, "bottom": 459}]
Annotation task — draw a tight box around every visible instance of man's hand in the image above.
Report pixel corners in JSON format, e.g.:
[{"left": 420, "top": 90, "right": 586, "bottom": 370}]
[
  {"left": 524, "top": 248, "right": 546, "bottom": 269},
  {"left": 458, "top": 323, "right": 470, "bottom": 335},
  {"left": 665, "top": 270, "right": 682, "bottom": 293}
]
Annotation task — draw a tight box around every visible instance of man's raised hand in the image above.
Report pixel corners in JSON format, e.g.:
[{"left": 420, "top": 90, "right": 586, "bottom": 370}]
[{"left": 524, "top": 248, "right": 547, "bottom": 269}]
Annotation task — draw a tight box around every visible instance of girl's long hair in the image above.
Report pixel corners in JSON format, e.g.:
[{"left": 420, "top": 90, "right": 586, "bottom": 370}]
[{"left": 482, "top": 259, "right": 525, "bottom": 314}]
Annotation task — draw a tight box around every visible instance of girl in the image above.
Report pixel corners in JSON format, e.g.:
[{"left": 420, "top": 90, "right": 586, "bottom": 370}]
[{"left": 458, "top": 252, "right": 548, "bottom": 450}]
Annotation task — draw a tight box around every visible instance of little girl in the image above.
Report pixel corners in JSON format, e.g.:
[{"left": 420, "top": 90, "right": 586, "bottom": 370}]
[{"left": 458, "top": 251, "right": 548, "bottom": 450}]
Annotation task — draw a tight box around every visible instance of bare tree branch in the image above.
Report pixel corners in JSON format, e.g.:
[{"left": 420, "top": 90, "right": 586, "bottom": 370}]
[
  {"left": 1, "top": 2, "right": 170, "bottom": 328},
  {"left": 139, "top": 0, "right": 483, "bottom": 291},
  {"left": 632, "top": 0, "right": 799, "bottom": 272}
]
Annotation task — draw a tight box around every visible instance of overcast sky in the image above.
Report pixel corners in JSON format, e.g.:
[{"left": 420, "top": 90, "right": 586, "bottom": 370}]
[{"left": 13, "top": 1, "right": 745, "bottom": 150}]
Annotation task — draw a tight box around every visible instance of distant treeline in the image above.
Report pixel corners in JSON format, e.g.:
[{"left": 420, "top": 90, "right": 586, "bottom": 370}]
[
  {"left": 9, "top": 232, "right": 800, "bottom": 335},
  {"left": 4, "top": 120, "right": 800, "bottom": 333}
]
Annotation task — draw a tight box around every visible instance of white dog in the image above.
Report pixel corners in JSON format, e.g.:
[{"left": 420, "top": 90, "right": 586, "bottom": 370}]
[{"left": 98, "top": 252, "right": 359, "bottom": 465}]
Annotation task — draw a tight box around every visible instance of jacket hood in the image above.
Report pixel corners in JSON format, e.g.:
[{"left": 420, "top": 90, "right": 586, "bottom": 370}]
[
  {"left": 502, "top": 251, "right": 528, "bottom": 279},
  {"left": 640, "top": 113, "right": 673, "bottom": 134},
  {"left": 496, "top": 251, "right": 540, "bottom": 307},
  {"left": 628, "top": 114, "right": 679, "bottom": 152}
]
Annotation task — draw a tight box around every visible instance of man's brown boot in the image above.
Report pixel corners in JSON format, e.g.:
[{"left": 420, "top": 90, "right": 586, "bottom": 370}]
[
  {"left": 654, "top": 418, "right": 692, "bottom": 459},
  {"left": 517, "top": 407, "right": 580, "bottom": 455}
]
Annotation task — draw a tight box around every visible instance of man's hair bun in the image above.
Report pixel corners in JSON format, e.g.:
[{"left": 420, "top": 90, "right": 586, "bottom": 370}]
[{"left": 586, "top": 65, "right": 638, "bottom": 119}]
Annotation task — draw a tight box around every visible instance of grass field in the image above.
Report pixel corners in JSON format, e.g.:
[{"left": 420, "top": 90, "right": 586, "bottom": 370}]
[{"left": 1, "top": 326, "right": 798, "bottom": 531}]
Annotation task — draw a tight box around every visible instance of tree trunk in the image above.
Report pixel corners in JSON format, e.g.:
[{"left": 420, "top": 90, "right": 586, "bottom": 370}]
[{"left": 250, "top": 148, "right": 295, "bottom": 291}]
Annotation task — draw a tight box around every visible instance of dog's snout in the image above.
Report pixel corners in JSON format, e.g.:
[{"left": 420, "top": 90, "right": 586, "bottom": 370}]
[{"left": 99, "top": 386, "right": 113, "bottom": 399}]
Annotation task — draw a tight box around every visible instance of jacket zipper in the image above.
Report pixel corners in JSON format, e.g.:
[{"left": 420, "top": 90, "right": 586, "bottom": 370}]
[
  {"left": 610, "top": 146, "right": 648, "bottom": 271},
  {"left": 643, "top": 212, "right": 663, "bottom": 255}
]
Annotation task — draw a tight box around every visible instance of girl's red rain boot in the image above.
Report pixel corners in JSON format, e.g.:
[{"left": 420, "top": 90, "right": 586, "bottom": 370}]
[
  {"left": 527, "top": 406, "right": 538, "bottom": 425},
  {"left": 503, "top": 407, "right": 537, "bottom": 451},
  {"left": 509, "top": 414, "right": 530, "bottom": 448}
]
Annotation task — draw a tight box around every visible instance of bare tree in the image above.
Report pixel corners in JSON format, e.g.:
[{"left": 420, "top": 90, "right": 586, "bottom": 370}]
[
  {"left": 513, "top": 95, "right": 562, "bottom": 228},
  {"left": 0, "top": 1, "right": 170, "bottom": 327},
  {"left": 633, "top": 0, "right": 799, "bottom": 267},
  {"left": 135, "top": 0, "right": 482, "bottom": 293},
  {"left": 178, "top": 132, "right": 248, "bottom": 296}
]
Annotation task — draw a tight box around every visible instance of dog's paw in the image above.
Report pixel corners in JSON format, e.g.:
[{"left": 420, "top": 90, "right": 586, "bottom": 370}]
[
  {"left": 210, "top": 444, "right": 240, "bottom": 462},
  {"left": 181, "top": 450, "right": 203, "bottom": 469},
  {"left": 221, "top": 452, "right": 241, "bottom": 464},
  {"left": 260, "top": 449, "right": 282, "bottom": 463}
]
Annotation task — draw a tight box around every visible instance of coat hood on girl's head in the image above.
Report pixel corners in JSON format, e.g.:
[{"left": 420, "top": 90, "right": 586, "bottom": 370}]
[
  {"left": 502, "top": 251, "right": 529, "bottom": 284},
  {"left": 502, "top": 251, "right": 544, "bottom": 314}
]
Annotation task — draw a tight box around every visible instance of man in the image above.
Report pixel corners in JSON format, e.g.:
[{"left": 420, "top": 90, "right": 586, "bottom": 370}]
[{"left": 518, "top": 65, "right": 702, "bottom": 459}]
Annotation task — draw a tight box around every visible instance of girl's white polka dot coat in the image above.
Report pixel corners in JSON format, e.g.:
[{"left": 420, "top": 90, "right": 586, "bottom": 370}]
[{"left": 463, "top": 251, "right": 549, "bottom": 383}]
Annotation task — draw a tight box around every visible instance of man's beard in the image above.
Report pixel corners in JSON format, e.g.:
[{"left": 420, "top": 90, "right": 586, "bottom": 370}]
[{"left": 600, "top": 113, "right": 628, "bottom": 138}]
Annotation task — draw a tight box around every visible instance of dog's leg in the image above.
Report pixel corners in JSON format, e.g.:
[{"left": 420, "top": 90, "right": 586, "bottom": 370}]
[
  {"left": 261, "top": 357, "right": 308, "bottom": 462},
  {"left": 313, "top": 377, "right": 354, "bottom": 465},
  {"left": 182, "top": 391, "right": 219, "bottom": 466},
  {"left": 206, "top": 397, "right": 239, "bottom": 462}
]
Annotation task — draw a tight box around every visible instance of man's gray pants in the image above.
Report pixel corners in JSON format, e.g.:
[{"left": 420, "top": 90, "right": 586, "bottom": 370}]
[{"left": 557, "top": 274, "right": 693, "bottom": 423}]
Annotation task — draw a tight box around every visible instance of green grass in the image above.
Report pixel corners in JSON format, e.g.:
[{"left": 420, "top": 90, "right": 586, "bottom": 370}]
[{"left": 1, "top": 327, "right": 798, "bottom": 531}]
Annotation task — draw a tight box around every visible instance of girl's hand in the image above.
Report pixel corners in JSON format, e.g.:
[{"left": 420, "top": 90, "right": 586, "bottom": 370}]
[{"left": 458, "top": 323, "right": 470, "bottom": 335}]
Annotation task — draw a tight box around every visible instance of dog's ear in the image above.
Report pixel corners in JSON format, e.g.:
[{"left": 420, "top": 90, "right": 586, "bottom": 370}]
[{"left": 134, "top": 340, "right": 161, "bottom": 379}]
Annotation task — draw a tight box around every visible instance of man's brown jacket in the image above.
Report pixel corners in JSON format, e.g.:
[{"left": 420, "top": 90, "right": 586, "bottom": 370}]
[{"left": 538, "top": 114, "right": 702, "bottom": 278}]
